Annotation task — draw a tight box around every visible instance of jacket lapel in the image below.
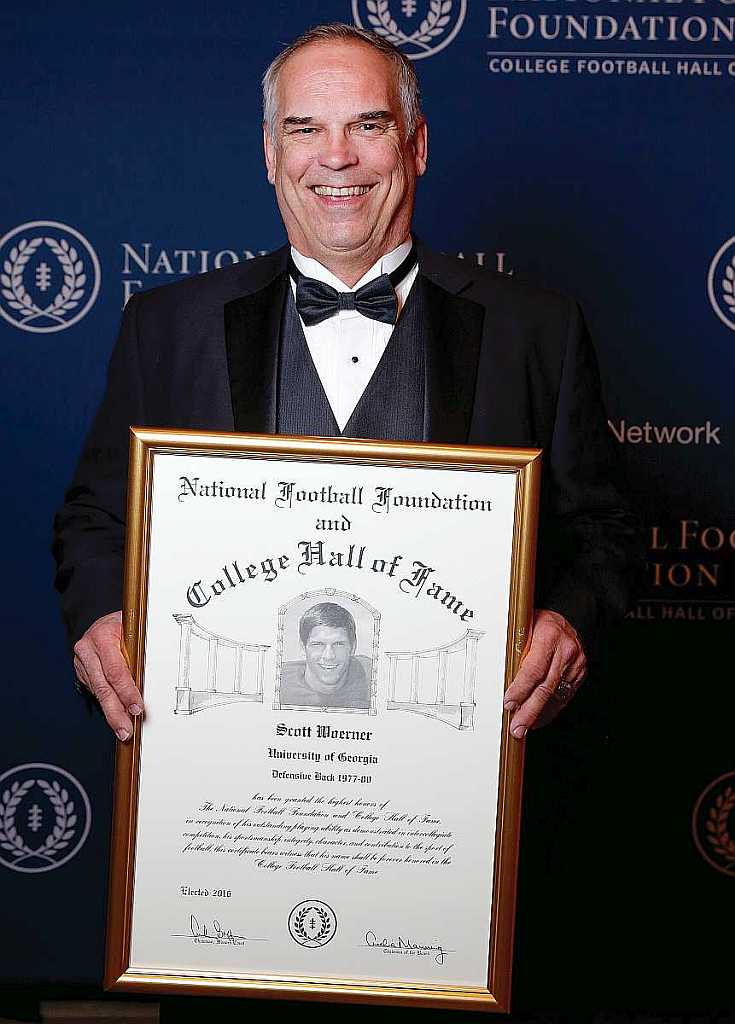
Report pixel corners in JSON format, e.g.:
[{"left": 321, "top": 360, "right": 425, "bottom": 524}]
[
  {"left": 417, "top": 243, "right": 486, "bottom": 445},
  {"left": 224, "top": 248, "right": 289, "bottom": 434},
  {"left": 223, "top": 241, "right": 485, "bottom": 443}
]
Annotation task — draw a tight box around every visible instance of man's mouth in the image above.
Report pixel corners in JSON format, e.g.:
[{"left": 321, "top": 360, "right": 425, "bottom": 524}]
[{"left": 310, "top": 185, "right": 374, "bottom": 197}]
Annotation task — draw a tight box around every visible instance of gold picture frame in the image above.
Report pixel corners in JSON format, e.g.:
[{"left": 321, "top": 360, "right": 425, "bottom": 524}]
[{"left": 105, "top": 430, "right": 541, "bottom": 1012}]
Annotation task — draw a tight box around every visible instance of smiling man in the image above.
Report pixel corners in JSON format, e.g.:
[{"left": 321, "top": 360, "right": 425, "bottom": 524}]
[
  {"left": 262, "top": 32, "right": 426, "bottom": 286},
  {"left": 55, "top": 22, "right": 639, "bottom": 747},
  {"left": 279, "top": 603, "right": 371, "bottom": 709}
]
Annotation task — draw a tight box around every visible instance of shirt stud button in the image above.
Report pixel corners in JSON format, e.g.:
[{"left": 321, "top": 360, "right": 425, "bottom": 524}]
[{"left": 352, "top": 356, "right": 359, "bottom": 363}]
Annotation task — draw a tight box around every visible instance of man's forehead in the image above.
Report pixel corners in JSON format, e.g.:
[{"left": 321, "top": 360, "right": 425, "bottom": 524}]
[
  {"left": 276, "top": 40, "right": 398, "bottom": 112},
  {"left": 307, "top": 625, "right": 352, "bottom": 641}
]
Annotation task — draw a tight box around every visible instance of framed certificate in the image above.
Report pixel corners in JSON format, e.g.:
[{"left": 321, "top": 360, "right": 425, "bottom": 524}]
[{"left": 105, "top": 430, "right": 540, "bottom": 1012}]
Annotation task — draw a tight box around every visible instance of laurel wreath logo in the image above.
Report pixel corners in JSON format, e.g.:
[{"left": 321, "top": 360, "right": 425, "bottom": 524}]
[
  {"left": 721, "top": 254, "right": 735, "bottom": 316},
  {"left": 292, "top": 904, "right": 334, "bottom": 945},
  {"left": 704, "top": 785, "right": 735, "bottom": 871},
  {"left": 0, "top": 779, "right": 78, "bottom": 868},
  {"left": 1, "top": 236, "right": 87, "bottom": 326},
  {"left": 365, "top": 0, "right": 454, "bottom": 54}
]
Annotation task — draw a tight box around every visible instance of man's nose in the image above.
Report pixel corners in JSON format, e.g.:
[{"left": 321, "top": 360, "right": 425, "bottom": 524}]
[
  {"left": 318, "top": 130, "right": 358, "bottom": 170},
  {"left": 322, "top": 643, "right": 336, "bottom": 660}
]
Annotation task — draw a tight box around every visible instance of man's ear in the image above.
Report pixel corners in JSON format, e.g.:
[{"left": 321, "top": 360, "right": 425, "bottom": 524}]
[
  {"left": 412, "top": 119, "right": 428, "bottom": 178},
  {"left": 263, "top": 122, "right": 276, "bottom": 185}
]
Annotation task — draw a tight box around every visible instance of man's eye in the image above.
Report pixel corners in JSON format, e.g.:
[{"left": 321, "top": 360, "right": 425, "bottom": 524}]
[{"left": 359, "top": 122, "right": 378, "bottom": 132}]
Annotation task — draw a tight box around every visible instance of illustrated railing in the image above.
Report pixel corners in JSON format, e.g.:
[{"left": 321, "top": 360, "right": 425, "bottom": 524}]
[
  {"left": 385, "top": 629, "right": 484, "bottom": 730},
  {"left": 173, "top": 614, "right": 269, "bottom": 715}
]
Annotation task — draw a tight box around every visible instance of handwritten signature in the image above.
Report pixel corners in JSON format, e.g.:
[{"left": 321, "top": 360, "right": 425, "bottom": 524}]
[
  {"left": 188, "top": 914, "right": 246, "bottom": 946},
  {"left": 365, "top": 930, "right": 450, "bottom": 966}
]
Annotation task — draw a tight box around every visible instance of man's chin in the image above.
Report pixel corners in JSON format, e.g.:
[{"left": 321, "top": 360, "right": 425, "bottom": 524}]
[
  {"left": 312, "top": 231, "right": 375, "bottom": 256},
  {"left": 315, "top": 671, "right": 348, "bottom": 688},
  {"left": 298, "top": 217, "right": 381, "bottom": 256}
]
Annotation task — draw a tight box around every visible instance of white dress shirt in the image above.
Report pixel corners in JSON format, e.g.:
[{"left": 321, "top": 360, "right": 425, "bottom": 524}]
[{"left": 289, "top": 240, "right": 418, "bottom": 432}]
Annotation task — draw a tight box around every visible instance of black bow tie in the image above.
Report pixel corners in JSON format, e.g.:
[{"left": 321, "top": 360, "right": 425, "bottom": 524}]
[{"left": 289, "top": 246, "right": 417, "bottom": 327}]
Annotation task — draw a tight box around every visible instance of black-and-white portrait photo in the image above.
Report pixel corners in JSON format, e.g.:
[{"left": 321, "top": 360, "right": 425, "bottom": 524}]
[{"left": 276, "top": 593, "right": 379, "bottom": 711}]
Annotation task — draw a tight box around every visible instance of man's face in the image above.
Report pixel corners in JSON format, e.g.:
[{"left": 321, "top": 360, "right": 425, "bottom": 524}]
[
  {"left": 263, "top": 40, "right": 427, "bottom": 272},
  {"left": 303, "top": 625, "right": 355, "bottom": 689}
]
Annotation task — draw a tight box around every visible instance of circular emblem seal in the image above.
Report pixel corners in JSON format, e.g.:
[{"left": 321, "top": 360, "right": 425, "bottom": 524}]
[
  {"left": 0, "top": 220, "right": 101, "bottom": 333},
  {"left": 352, "top": 0, "right": 467, "bottom": 60},
  {"left": 692, "top": 770, "right": 735, "bottom": 877},
  {"left": 0, "top": 763, "right": 92, "bottom": 873},
  {"left": 288, "top": 899, "right": 337, "bottom": 947},
  {"left": 707, "top": 235, "right": 735, "bottom": 332}
]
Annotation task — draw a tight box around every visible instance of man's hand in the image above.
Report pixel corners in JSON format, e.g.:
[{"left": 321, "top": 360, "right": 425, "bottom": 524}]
[
  {"left": 73, "top": 611, "right": 143, "bottom": 741},
  {"left": 503, "top": 609, "right": 587, "bottom": 739}
]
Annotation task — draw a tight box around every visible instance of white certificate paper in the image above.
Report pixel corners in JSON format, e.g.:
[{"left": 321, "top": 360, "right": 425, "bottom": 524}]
[{"left": 108, "top": 433, "right": 539, "bottom": 1011}]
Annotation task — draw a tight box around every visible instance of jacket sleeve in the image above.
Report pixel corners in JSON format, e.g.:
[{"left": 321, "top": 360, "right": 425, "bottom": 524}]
[
  {"left": 52, "top": 294, "right": 146, "bottom": 649},
  {"left": 535, "top": 300, "right": 643, "bottom": 661}
]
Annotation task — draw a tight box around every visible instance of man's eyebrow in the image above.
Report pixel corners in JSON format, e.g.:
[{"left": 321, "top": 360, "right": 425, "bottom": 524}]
[
  {"left": 281, "top": 111, "right": 394, "bottom": 126},
  {"left": 355, "top": 110, "right": 393, "bottom": 121}
]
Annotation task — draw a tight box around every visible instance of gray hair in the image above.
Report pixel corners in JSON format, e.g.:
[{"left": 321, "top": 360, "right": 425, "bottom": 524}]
[{"left": 262, "top": 22, "right": 423, "bottom": 141}]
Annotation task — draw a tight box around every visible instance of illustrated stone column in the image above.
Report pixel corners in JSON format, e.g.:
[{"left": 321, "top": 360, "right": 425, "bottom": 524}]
[
  {"left": 387, "top": 654, "right": 398, "bottom": 704},
  {"left": 460, "top": 629, "right": 482, "bottom": 730},
  {"left": 437, "top": 649, "right": 448, "bottom": 707},
  {"left": 234, "top": 645, "right": 245, "bottom": 694},
  {"left": 173, "top": 613, "right": 194, "bottom": 714},
  {"left": 410, "top": 653, "right": 420, "bottom": 704},
  {"left": 206, "top": 637, "right": 218, "bottom": 693},
  {"left": 255, "top": 646, "right": 267, "bottom": 699}
]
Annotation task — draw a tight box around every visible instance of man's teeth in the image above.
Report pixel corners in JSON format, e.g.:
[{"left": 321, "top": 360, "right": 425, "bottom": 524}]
[{"left": 313, "top": 185, "right": 371, "bottom": 197}]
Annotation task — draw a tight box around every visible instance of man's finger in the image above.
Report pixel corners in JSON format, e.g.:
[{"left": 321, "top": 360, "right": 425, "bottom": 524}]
[
  {"left": 509, "top": 643, "right": 569, "bottom": 737},
  {"left": 562, "top": 650, "right": 588, "bottom": 687},
  {"left": 506, "top": 619, "right": 581, "bottom": 705},
  {"left": 510, "top": 683, "right": 559, "bottom": 737},
  {"left": 76, "top": 611, "right": 145, "bottom": 724},
  {"left": 511, "top": 648, "right": 588, "bottom": 736},
  {"left": 96, "top": 638, "right": 143, "bottom": 716},
  {"left": 73, "top": 654, "right": 91, "bottom": 690},
  {"left": 78, "top": 648, "right": 133, "bottom": 741},
  {"left": 514, "top": 646, "right": 588, "bottom": 734},
  {"left": 504, "top": 643, "right": 554, "bottom": 707}
]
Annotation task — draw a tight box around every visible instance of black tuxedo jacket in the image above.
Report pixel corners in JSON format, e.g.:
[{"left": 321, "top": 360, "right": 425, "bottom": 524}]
[{"left": 53, "top": 242, "right": 639, "bottom": 654}]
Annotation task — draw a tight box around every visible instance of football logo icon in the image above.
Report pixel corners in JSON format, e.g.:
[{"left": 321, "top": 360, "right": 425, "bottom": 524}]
[{"left": 0, "top": 221, "right": 101, "bottom": 333}]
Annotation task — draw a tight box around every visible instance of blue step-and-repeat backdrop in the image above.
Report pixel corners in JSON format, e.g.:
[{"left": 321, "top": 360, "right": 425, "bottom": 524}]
[{"left": 2, "top": 1, "right": 733, "bottom": 1009}]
